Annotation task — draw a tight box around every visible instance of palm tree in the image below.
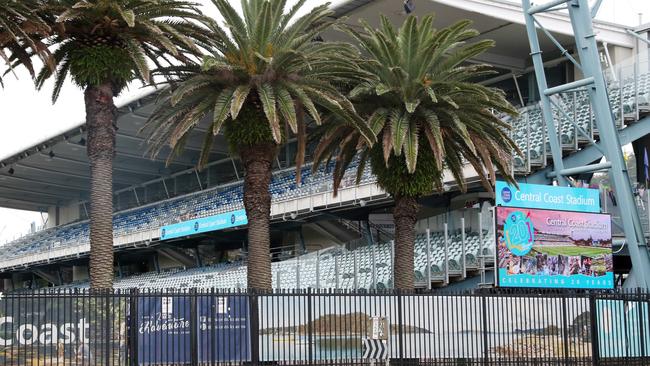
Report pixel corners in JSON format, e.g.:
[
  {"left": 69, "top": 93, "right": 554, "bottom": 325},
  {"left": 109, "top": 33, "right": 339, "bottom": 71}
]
[
  {"left": 32, "top": 0, "right": 211, "bottom": 289},
  {"left": 143, "top": 0, "right": 375, "bottom": 290},
  {"left": 0, "top": 0, "right": 50, "bottom": 86},
  {"left": 313, "top": 15, "right": 519, "bottom": 289}
]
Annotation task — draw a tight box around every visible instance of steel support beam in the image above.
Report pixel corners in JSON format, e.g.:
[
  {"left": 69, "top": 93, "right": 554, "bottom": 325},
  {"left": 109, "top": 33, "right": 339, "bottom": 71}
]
[
  {"left": 0, "top": 184, "right": 81, "bottom": 200},
  {"left": 0, "top": 174, "right": 88, "bottom": 192},
  {"left": 522, "top": 0, "right": 650, "bottom": 289},
  {"left": 544, "top": 77, "right": 594, "bottom": 96},
  {"left": 546, "top": 162, "right": 612, "bottom": 178},
  {"left": 40, "top": 152, "right": 161, "bottom": 177},
  {"left": 65, "top": 141, "right": 195, "bottom": 168},
  {"left": 527, "top": 116, "right": 650, "bottom": 184},
  {"left": 527, "top": 0, "right": 568, "bottom": 14},
  {"left": 522, "top": 0, "right": 568, "bottom": 186},
  {"left": 570, "top": 0, "right": 650, "bottom": 288},
  {"left": 15, "top": 163, "right": 138, "bottom": 186},
  {"left": 626, "top": 29, "right": 650, "bottom": 47},
  {"left": 590, "top": 0, "right": 604, "bottom": 18}
]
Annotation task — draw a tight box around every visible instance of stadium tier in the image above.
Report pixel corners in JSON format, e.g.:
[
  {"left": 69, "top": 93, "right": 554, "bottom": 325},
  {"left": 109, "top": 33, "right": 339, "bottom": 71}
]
[
  {"left": 55, "top": 231, "right": 495, "bottom": 290},
  {"left": 0, "top": 158, "right": 373, "bottom": 269},
  {"left": 510, "top": 73, "right": 650, "bottom": 173},
  {"left": 0, "top": 70, "right": 648, "bottom": 281}
]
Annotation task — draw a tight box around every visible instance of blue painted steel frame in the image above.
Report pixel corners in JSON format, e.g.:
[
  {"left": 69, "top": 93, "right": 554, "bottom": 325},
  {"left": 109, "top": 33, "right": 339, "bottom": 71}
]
[{"left": 521, "top": 0, "right": 650, "bottom": 288}]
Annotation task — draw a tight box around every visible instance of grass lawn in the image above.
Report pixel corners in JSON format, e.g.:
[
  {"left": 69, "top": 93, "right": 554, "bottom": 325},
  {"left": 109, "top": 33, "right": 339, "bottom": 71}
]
[{"left": 533, "top": 246, "right": 610, "bottom": 256}]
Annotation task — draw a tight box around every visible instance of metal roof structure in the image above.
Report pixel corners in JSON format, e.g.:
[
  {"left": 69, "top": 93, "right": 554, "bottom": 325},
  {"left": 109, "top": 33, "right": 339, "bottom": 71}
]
[{"left": 0, "top": 0, "right": 637, "bottom": 212}]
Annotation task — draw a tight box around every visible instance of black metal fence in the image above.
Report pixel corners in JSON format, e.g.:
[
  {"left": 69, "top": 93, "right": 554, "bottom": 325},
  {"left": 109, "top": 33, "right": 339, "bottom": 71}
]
[{"left": 0, "top": 288, "right": 648, "bottom": 365}]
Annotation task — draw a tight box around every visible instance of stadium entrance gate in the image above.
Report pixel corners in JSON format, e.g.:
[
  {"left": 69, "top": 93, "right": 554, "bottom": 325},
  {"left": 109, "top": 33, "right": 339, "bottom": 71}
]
[{"left": 0, "top": 289, "right": 648, "bottom": 365}]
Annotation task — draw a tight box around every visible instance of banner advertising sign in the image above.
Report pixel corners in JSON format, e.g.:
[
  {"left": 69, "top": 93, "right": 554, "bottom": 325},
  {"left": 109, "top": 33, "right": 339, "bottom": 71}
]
[
  {"left": 496, "top": 181, "right": 600, "bottom": 213},
  {"left": 137, "top": 295, "right": 250, "bottom": 364},
  {"left": 160, "top": 209, "right": 247, "bottom": 240},
  {"left": 197, "top": 296, "right": 250, "bottom": 362},
  {"left": 0, "top": 295, "right": 125, "bottom": 364},
  {"left": 496, "top": 206, "right": 613, "bottom": 289},
  {"left": 137, "top": 296, "right": 192, "bottom": 365}
]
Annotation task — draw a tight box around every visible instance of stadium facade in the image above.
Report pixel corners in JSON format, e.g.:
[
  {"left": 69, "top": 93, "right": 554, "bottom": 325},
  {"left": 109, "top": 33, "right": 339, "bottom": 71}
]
[{"left": 0, "top": 0, "right": 649, "bottom": 291}]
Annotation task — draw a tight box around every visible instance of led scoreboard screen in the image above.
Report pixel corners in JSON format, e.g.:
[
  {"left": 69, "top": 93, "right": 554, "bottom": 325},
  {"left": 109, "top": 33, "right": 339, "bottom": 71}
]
[{"left": 495, "top": 206, "right": 613, "bottom": 289}]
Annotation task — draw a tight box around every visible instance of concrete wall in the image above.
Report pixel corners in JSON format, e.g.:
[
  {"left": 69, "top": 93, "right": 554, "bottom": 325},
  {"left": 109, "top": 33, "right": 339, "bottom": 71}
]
[
  {"left": 301, "top": 224, "right": 342, "bottom": 251},
  {"left": 47, "top": 202, "right": 81, "bottom": 228},
  {"left": 415, "top": 202, "right": 494, "bottom": 236},
  {"left": 72, "top": 265, "right": 88, "bottom": 282},
  {"left": 157, "top": 255, "right": 183, "bottom": 270}
]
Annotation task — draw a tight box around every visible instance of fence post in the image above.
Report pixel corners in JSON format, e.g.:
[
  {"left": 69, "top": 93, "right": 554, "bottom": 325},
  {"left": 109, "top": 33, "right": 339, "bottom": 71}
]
[
  {"left": 211, "top": 288, "right": 216, "bottom": 365},
  {"left": 397, "top": 290, "right": 404, "bottom": 362},
  {"left": 481, "top": 294, "right": 489, "bottom": 365},
  {"left": 105, "top": 290, "right": 112, "bottom": 364},
  {"left": 249, "top": 290, "right": 261, "bottom": 365},
  {"left": 638, "top": 288, "right": 646, "bottom": 359},
  {"left": 190, "top": 289, "right": 198, "bottom": 366},
  {"left": 589, "top": 294, "right": 600, "bottom": 366},
  {"left": 129, "top": 289, "right": 139, "bottom": 366},
  {"left": 562, "top": 297, "right": 570, "bottom": 366},
  {"left": 426, "top": 229, "right": 431, "bottom": 290},
  {"left": 307, "top": 288, "right": 314, "bottom": 364}
]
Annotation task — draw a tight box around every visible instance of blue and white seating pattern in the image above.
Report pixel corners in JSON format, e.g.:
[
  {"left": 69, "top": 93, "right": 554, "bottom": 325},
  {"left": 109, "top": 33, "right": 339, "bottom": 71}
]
[
  {"left": 509, "top": 74, "right": 650, "bottom": 173},
  {"left": 0, "top": 160, "right": 372, "bottom": 265},
  {"left": 4, "top": 69, "right": 648, "bottom": 268},
  {"left": 55, "top": 231, "right": 494, "bottom": 291}
]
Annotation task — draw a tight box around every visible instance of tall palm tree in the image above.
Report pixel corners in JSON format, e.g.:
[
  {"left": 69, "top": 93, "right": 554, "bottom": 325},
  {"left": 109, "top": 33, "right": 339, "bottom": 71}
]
[
  {"left": 143, "top": 0, "right": 375, "bottom": 290},
  {"left": 32, "top": 0, "right": 211, "bottom": 289},
  {"left": 314, "top": 15, "right": 519, "bottom": 289},
  {"left": 0, "top": 0, "right": 51, "bottom": 86}
]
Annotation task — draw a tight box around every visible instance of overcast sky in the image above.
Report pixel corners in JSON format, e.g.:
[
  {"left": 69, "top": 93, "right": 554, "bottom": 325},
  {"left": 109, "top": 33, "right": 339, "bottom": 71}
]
[{"left": 0, "top": 0, "right": 649, "bottom": 243}]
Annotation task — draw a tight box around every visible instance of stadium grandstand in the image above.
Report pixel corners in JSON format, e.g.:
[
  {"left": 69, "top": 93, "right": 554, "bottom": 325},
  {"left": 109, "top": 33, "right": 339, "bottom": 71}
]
[{"left": 1, "top": 0, "right": 650, "bottom": 292}]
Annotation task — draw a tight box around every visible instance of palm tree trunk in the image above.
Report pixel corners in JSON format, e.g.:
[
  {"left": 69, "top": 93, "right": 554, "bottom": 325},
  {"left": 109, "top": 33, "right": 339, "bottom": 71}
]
[
  {"left": 85, "top": 82, "right": 116, "bottom": 289},
  {"left": 240, "top": 142, "right": 277, "bottom": 290},
  {"left": 393, "top": 194, "right": 419, "bottom": 290}
]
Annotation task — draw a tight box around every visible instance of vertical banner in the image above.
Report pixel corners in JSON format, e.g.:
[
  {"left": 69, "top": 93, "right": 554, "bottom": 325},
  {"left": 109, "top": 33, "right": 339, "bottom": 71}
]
[
  {"left": 137, "top": 296, "right": 192, "bottom": 365},
  {"left": 197, "top": 295, "right": 251, "bottom": 362}
]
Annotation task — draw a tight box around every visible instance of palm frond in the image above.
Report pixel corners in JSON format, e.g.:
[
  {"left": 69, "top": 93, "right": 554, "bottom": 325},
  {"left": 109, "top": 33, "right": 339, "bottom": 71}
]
[{"left": 314, "top": 13, "right": 519, "bottom": 198}]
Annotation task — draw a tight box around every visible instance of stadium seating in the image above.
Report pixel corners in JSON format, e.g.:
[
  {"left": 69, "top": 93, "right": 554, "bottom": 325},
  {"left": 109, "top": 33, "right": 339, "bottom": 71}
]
[
  {"left": 55, "top": 230, "right": 495, "bottom": 291},
  {"left": 509, "top": 75, "right": 650, "bottom": 173},
  {"left": 2, "top": 70, "right": 648, "bottom": 281},
  {"left": 0, "top": 159, "right": 372, "bottom": 265}
]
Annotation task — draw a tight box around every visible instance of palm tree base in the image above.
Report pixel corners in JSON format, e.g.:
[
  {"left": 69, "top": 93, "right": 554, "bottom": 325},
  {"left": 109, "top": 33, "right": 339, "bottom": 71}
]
[
  {"left": 393, "top": 195, "right": 419, "bottom": 290},
  {"left": 241, "top": 142, "right": 278, "bottom": 290}
]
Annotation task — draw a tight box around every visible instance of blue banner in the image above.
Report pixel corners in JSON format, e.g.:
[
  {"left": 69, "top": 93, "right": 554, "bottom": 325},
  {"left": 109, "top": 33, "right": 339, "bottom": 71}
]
[
  {"left": 137, "top": 296, "right": 192, "bottom": 365},
  {"left": 198, "top": 296, "right": 251, "bottom": 362},
  {"left": 160, "top": 209, "right": 248, "bottom": 240},
  {"left": 496, "top": 181, "right": 600, "bottom": 213}
]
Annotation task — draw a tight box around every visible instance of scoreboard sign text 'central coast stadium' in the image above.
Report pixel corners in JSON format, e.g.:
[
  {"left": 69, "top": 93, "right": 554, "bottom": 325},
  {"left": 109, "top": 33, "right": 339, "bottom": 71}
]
[
  {"left": 495, "top": 182, "right": 613, "bottom": 289},
  {"left": 496, "top": 181, "right": 600, "bottom": 212}
]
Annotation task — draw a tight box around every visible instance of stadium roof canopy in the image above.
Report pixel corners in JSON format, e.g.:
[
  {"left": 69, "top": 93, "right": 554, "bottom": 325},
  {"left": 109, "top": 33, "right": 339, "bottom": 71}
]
[{"left": 0, "top": 0, "right": 637, "bottom": 212}]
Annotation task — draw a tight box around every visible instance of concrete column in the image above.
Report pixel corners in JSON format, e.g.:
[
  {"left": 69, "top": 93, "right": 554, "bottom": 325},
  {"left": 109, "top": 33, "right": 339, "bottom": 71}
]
[{"left": 72, "top": 265, "right": 89, "bottom": 282}]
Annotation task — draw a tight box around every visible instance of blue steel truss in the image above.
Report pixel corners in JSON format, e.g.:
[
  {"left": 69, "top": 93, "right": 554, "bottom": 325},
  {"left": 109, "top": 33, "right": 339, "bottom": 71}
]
[{"left": 521, "top": 0, "right": 650, "bottom": 288}]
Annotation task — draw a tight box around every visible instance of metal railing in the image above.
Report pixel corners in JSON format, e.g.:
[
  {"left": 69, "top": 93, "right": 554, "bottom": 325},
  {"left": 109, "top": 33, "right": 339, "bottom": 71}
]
[{"left": 0, "top": 288, "right": 648, "bottom": 365}]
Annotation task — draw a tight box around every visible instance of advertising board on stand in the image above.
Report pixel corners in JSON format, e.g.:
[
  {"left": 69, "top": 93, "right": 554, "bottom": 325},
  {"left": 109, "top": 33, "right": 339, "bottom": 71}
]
[
  {"left": 495, "top": 206, "right": 613, "bottom": 289},
  {"left": 495, "top": 182, "right": 612, "bottom": 289}
]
